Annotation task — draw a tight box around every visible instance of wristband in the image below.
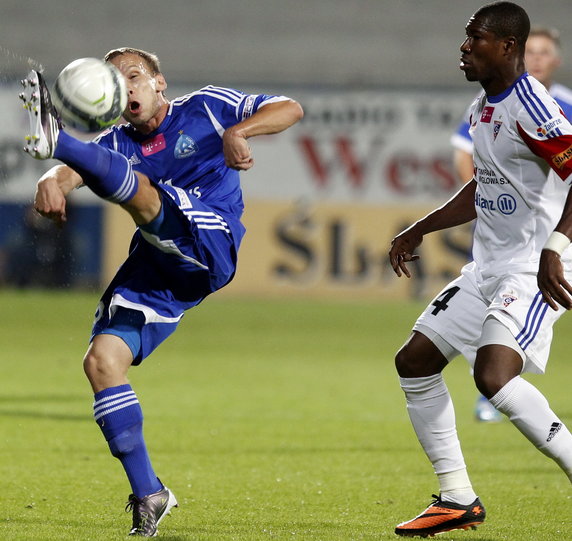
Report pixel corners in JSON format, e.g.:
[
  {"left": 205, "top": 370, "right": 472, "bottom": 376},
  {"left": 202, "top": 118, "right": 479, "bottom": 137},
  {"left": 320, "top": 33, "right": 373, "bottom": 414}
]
[{"left": 543, "top": 231, "right": 571, "bottom": 256}]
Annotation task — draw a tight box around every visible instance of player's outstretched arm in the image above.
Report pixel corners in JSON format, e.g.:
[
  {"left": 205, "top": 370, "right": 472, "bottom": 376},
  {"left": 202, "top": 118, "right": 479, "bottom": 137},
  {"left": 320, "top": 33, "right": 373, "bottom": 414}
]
[
  {"left": 34, "top": 165, "right": 83, "bottom": 225},
  {"left": 389, "top": 179, "right": 478, "bottom": 278},
  {"left": 223, "top": 99, "right": 303, "bottom": 170}
]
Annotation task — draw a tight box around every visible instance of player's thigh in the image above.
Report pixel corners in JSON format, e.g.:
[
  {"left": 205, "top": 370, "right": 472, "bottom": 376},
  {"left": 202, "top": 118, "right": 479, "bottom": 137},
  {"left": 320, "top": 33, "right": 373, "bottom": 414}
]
[
  {"left": 486, "top": 272, "right": 568, "bottom": 374},
  {"left": 413, "top": 270, "right": 488, "bottom": 366},
  {"left": 122, "top": 173, "right": 162, "bottom": 225}
]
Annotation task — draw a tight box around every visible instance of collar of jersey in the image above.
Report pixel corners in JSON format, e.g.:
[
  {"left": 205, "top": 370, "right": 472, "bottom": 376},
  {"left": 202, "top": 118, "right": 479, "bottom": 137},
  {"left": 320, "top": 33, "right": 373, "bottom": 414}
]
[
  {"left": 128, "top": 113, "right": 171, "bottom": 141},
  {"left": 487, "top": 72, "right": 529, "bottom": 104}
]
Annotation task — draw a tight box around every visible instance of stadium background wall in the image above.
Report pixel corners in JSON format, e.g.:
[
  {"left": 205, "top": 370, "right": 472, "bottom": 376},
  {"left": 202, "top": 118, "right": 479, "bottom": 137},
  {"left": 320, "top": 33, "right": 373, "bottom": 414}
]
[{"left": 3, "top": 0, "right": 570, "bottom": 298}]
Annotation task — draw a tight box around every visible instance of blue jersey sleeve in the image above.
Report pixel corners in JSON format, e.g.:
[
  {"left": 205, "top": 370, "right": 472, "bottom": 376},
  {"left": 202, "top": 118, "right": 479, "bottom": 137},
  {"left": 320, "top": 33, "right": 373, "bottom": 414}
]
[
  {"left": 450, "top": 96, "right": 480, "bottom": 154},
  {"left": 195, "top": 85, "right": 289, "bottom": 128}
]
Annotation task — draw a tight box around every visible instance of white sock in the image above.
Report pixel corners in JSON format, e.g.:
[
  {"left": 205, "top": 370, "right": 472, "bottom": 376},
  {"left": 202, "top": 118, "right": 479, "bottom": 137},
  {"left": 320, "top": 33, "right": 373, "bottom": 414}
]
[
  {"left": 490, "top": 376, "right": 572, "bottom": 482},
  {"left": 400, "top": 374, "right": 477, "bottom": 504}
]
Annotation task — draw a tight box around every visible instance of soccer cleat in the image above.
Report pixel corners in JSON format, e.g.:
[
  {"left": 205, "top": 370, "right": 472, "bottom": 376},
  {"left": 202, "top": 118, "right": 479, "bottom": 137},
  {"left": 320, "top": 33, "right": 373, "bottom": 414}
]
[
  {"left": 395, "top": 494, "right": 486, "bottom": 537},
  {"left": 20, "top": 69, "right": 62, "bottom": 159},
  {"left": 474, "top": 394, "right": 503, "bottom": 423},
  {"left": 125, "top": 485, "right": 178, "bottom": 537}
]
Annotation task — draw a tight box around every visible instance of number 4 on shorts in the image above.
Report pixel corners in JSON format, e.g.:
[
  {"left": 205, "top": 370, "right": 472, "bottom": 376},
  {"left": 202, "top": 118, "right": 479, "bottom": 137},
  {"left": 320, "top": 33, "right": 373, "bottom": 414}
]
[{"left": 430, "top": 286, "right": 460, "bottom": 315}]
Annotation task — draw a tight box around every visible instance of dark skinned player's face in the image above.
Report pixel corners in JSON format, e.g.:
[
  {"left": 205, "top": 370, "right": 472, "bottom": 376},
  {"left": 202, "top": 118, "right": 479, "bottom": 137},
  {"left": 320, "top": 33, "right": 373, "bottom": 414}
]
[{"left": 459, "top": 16, "right": 507, "bottom": 84}]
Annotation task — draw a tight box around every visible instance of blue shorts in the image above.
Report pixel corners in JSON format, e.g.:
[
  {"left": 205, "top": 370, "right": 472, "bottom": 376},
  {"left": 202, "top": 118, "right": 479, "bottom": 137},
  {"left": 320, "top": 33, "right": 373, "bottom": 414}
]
[{"left": 91, "top": 183, "right": 245, "bottom": 365}]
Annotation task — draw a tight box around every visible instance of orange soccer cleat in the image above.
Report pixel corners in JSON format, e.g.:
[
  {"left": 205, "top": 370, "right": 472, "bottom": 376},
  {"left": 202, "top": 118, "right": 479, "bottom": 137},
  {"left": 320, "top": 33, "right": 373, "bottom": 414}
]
[{"left": 395, "top": 494, "right": 486, "bottom": 537}]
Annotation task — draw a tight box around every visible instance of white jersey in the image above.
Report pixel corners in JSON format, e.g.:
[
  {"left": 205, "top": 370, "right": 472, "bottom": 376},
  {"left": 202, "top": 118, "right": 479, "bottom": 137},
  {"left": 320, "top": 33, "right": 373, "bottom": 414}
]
[{"left": 469, "top": 73, "right": 572, "bottom": 280}]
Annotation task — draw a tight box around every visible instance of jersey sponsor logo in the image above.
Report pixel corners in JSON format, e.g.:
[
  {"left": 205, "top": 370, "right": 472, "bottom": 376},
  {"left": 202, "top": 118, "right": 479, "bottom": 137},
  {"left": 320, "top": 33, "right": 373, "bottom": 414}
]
[
  {"left": 174, "top": 133, "right": 199, "bottom": 159},
  {"left": 497, "top": 194, "right": 516, "bottom": 215},
  {"left": 480, "top": 106, "right": 494, "bottom": 123},
  {"left": 536, "top": 117, "right": 563, "bottom": 138},
  {"left": 493, "top": 120, "right": 502, "bottom": 141},
  {"left": 141, "top": 133, "right": 166, "bottom": 156},
  {"left": 475, "top": 167, "right": 509, "bottom": 185},
  {"left": 551, "top": 143, "right": 572, "bottom": 170},
  {"left": 474, "top": 192, "right": 517, "bottom": 214}
]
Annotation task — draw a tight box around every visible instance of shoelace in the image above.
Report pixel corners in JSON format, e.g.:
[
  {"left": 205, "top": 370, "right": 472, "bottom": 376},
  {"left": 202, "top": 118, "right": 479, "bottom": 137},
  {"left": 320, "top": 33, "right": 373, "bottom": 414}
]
[
  {"left": 125, "top": 494, "right": 140, "bottom": 513},
  {"left": 430, "top": 494, "right": 442, "bottom": 505}
]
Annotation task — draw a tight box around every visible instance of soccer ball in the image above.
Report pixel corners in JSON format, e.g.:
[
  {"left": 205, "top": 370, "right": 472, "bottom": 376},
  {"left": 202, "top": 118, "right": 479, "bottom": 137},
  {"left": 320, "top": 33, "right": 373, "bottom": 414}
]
[{"left": 52, "top": 58, "right": 127, "bottom": 133}]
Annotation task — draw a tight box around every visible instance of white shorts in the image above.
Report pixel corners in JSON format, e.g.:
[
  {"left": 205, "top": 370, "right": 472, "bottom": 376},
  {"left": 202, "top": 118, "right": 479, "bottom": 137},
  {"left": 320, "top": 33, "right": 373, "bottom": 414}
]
[{"left": 413, "top": 261, "right": 568, "bottom": 374}]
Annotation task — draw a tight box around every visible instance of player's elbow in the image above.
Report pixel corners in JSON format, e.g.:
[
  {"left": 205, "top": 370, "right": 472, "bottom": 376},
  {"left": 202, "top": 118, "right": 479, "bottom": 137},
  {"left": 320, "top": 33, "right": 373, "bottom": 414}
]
[{"left": 289, "top": 100, "right": 304, "bottom": 123}]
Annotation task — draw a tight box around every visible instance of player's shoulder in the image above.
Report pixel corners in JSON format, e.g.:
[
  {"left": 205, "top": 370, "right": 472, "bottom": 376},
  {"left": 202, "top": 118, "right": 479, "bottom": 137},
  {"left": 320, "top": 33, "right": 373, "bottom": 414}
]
[
  {"left": 513, "top": 74, "right": 552, "bottom": 102},
  {"left": 168, "top": 86, "right": 245, "bottom": 112},
  {"left": 511, "top": 75, "right": 562, "bottom": 120}
]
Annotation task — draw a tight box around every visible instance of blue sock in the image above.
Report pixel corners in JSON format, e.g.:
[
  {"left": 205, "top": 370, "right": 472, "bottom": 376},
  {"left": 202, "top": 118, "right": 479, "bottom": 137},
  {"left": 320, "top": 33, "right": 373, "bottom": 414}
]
[
  {"left": 54, "top": 131, "right": 138, "bottom": 203},
  {"left": 93, "top": 384, "right": 163, "bottom": 498}
]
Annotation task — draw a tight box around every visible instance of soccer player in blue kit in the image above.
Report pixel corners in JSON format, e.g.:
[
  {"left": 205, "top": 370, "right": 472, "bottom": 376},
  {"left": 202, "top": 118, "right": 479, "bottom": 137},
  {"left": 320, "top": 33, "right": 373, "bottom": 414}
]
[{"left": 23, "top": 47, "right": 303, "bottom": 537}]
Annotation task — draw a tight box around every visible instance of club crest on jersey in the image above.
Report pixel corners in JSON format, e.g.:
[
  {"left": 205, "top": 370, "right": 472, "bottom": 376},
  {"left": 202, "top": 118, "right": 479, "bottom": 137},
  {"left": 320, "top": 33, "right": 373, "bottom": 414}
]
[
  {"left": 480, "top": 106, "right": 494, "bottom": 123},
  {"left": 174, "top": 132, "right": 199, "bottom": 159},
  {"left": 502, "top": 292, "right": 518, "bottom": 307},
  {"left": 493, "top": 120, "right": 502, "bottom": 141}
]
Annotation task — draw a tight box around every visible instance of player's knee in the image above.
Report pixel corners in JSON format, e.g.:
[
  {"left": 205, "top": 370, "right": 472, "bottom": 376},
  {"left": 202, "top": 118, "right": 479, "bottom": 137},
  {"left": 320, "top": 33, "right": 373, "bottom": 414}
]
[
  {"left": 395, "top": 344, "right": 415, "bottom": 377},
  {"left": 83, "top": 348, "right": 125, "bottom": 386},
  {"left": 473, "top": 368, "right": 500, "bottom": 399},
  {"left": 474, "top": 344, "right": 523, "bottom": 398},
  {"left": 395, "top": 332, "right": 448, "bottom": 378}
]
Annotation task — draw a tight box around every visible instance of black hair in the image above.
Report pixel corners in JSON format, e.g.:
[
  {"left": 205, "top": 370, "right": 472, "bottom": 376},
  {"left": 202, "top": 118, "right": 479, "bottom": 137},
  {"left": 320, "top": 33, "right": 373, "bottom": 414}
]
[{"left": 474, "top": 2, "right": 530, "bottom": 50}]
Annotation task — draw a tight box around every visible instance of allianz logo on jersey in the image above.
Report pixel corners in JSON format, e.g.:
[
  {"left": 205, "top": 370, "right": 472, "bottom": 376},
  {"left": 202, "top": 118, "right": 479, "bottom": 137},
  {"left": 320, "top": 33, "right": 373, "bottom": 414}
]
[{"left": 475, "top": 192, "right": 517, "bottom": 215}]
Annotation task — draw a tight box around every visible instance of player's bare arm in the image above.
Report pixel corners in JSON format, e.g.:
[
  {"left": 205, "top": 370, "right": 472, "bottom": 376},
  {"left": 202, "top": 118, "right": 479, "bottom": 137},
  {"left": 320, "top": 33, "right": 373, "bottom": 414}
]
[
  {"left": 223, "top": 99, "right": 303, "bottom": 170},
  {"left": 34, "top": 165, "right": 83, "bottom": 225},
  {"left": 538, "top": 186, "right": 572, "bottom": 310},
  {"left": 390, "top": 179, "right": 478, "bottom": 278}
]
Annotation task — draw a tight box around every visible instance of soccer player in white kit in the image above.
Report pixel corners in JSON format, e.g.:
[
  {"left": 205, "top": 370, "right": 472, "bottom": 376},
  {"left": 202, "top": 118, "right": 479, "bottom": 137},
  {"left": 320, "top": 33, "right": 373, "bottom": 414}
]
[{"left": 389, "top": 2, "right": 572, "bottom": 537}]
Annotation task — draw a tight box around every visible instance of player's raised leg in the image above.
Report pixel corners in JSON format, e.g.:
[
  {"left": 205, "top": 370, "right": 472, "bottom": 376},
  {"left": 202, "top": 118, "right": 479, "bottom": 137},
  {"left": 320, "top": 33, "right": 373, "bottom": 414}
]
[{"left": 21, "top": 69, "right": 160, "bottom": 226}]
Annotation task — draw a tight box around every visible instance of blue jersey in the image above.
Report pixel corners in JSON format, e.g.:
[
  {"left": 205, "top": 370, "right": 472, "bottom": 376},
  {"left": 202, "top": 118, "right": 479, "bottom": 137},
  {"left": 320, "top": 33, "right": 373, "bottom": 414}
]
[
  {"left": 96, "top": 85, "right": 287, "bottom": 247},
  {"left": 451, "top": 77, "right": 572, "bottom": 154},
  {"left": 91, "top": 86, "right": 291, "bottom": 363}
]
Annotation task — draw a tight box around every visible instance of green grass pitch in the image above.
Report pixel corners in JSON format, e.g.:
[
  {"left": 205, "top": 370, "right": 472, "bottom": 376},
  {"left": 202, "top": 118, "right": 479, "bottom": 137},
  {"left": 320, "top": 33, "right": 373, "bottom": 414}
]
[{"left": 0, "top": 290, "right": 570, "bottom": 540}]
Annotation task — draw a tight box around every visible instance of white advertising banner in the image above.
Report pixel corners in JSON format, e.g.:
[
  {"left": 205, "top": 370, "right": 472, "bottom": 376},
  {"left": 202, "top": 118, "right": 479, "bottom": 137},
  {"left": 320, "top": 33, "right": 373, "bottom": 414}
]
[{"left": 243, "top": 88, "right": 474, "bottom": 204}]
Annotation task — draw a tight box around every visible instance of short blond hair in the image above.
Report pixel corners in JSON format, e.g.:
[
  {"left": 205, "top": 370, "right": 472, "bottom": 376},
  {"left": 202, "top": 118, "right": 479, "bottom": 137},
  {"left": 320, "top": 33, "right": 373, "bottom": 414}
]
[{"left": 104, "top": 47, "right": 162, "bottom": 74}]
